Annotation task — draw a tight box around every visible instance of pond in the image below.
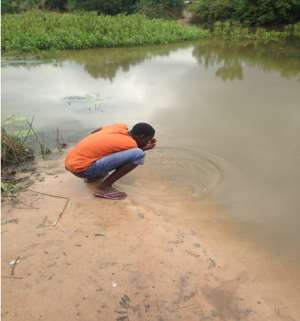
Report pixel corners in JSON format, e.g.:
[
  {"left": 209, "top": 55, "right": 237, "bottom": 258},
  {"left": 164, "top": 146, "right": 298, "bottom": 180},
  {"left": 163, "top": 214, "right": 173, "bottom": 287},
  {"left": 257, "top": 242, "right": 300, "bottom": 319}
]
[{"left": 2, "top": 40, "right": 300, "bottom": 277}]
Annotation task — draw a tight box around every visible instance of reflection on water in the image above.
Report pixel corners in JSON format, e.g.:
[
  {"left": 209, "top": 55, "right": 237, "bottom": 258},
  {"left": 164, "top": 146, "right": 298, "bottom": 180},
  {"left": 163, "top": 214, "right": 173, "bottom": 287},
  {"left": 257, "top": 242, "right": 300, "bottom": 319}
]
[
  {"left": 2, "top": 40, "right": 300, "bottom": 267},
  {"left": 56, "top": 44, "right": 188, "bottom": 80},
  {"left": 145, "top": 146, "right": 224, "bottom": 198},
  {"left": 193, "top": 40, "right": 300, "bottom": 81},
  {"left": 1, "top": 43, "right": 193, "bottom": 144}
]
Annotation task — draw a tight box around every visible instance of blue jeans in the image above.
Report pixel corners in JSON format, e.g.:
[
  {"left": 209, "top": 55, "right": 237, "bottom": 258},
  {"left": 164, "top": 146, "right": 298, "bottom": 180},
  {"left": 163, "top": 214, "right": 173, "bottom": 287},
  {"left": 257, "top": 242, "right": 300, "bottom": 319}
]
[{"left": 73, "top": 148, "right": 145, "bottom": 179}]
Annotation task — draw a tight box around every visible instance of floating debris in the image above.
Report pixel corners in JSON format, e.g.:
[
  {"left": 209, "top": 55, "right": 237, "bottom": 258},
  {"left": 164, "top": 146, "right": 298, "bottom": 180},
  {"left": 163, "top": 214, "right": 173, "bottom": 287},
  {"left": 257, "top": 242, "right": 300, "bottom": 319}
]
[{"left": 63, "top": 94, "right": 112, "bottom": 105}]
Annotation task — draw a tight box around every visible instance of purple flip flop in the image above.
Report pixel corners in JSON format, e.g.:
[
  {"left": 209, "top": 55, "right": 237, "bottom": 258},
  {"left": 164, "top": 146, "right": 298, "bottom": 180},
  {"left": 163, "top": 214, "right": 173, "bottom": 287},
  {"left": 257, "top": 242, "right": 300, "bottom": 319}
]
[{"left": 94, "top": 191, "right": 127, "bottom": 200}]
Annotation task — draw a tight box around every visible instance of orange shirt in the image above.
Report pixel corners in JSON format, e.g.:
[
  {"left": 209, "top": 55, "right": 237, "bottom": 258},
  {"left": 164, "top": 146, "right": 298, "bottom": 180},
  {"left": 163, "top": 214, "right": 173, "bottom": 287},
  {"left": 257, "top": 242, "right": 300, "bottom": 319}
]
[{"left": 65, "top": 123, "right": 137, "bottom": 173}]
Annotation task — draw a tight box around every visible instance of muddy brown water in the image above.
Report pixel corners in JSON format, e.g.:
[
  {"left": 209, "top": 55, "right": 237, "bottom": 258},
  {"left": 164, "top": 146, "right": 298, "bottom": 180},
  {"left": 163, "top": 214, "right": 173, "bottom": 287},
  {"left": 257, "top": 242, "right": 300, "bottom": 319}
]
[{"left": 2, "top": 40, "right": 300, "bottom": 282}]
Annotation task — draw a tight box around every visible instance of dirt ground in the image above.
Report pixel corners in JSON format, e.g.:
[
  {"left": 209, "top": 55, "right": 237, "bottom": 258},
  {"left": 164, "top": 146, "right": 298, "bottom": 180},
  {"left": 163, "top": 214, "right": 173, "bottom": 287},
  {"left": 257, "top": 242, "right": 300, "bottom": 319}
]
[{"left": 2, "top": 156, "right": 300, "bottom": 321}]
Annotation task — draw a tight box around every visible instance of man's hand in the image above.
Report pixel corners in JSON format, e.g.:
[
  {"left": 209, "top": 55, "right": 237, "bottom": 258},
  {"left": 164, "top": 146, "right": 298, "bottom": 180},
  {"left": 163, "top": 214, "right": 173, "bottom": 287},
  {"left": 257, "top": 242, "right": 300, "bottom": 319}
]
[
  {"left": 142, "top": 138, "right": 157, "bottom": 151},
  {"left": 90, "top": 127, "right": 102, "bottom": 134}
]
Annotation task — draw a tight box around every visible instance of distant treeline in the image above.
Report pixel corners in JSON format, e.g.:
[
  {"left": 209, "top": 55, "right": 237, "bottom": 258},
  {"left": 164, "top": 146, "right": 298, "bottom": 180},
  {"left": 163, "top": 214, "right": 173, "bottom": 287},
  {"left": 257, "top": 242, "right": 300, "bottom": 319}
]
[
  {"left": 1, "top": 0, "right": 185, "bottom": 18},
  {"left": 2, "top": 0, "right": 300, "bottom": 26},
  {"left": 190, "top": 0, "right": 300, "bottom": 26}
]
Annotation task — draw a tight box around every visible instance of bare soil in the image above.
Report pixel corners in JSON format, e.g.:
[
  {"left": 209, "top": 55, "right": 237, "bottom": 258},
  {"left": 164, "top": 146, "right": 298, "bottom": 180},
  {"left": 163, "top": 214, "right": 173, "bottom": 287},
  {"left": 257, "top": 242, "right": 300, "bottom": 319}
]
[{"left": 2, "top": 156, "right": 300, "bottom": 321}]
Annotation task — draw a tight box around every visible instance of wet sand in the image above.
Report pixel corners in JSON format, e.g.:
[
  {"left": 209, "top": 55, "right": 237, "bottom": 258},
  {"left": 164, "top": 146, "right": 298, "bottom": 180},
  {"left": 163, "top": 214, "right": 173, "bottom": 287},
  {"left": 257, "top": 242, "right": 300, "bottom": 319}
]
[{"left": 2, "top": 155, "right": 300, "bottom": 321}]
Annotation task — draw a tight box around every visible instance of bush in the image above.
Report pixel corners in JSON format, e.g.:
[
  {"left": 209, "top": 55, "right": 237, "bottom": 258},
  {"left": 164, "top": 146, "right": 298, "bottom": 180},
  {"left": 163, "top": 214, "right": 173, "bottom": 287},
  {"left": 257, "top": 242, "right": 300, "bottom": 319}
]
[
  {"left": 191, "top": 0, "right": 300, "bottom": 26},
  {"left": 2, "top": 0, "right": 41, "bottom": 13},
  {"left": 191, "top": 0, "right": 233, "bottom": 25},
  {"left": 1, "top": 0, "right": 184, "bottom": 17},
  {"left": 1, "top": 0, "right": 70, "bottom": 13},
  {"left": 2, "top": 11, "right": 208, "bottom": 54},
  {"left": 74, "top": 0, "right": 138, "bottom": 15},
  {"left": 137, "top": 0, "right": 184, "bottom": 18}
]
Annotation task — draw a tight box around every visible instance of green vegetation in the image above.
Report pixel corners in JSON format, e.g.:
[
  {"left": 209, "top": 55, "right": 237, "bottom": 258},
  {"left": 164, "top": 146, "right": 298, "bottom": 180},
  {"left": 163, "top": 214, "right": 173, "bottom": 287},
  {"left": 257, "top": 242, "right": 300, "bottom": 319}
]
[
  {"left": 3, "top": 10, "right": 299, "bottom": 55},
  {"left": 1, "top": 115, "right": 53, "bottom": 197},
  {"left": 2, "top": 116, "right": 35, "bottom": 166},
  {"left": 190, "top": 0, "right": 300, "bottom": 26},
  {"left": 1, "top": 181, "right": 23, "bottom": 199},
  {"left": 210, "top": 21, "right": 300, "bottom": 42},
  {"left": 2, "top": 0, "right": 299, "bottom": 55},
  {"left": 137, "top": 0, "right": 184, "bottom": 18},
  {"left": 2, "top": 11, "right": 207, "bottom": 54},
  {"left": 2, "top": 0, "right": 185, "bottom": 17},
  {"left": 1, "top": 115, "right": 51, "bottom": 167},
  {"left": 67, "top": 0, "right": 138, "bottom": 15},
  {"left": 1, "top": 115, "right": 66, "bottom": 198}
]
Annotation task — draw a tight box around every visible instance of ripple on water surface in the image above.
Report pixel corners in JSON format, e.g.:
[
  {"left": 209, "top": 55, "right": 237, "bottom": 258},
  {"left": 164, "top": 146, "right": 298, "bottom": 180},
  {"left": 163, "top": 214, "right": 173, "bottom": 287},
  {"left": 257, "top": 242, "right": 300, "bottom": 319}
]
[{"left": 127, "top": 146, "right": 226, "bottom": 201}]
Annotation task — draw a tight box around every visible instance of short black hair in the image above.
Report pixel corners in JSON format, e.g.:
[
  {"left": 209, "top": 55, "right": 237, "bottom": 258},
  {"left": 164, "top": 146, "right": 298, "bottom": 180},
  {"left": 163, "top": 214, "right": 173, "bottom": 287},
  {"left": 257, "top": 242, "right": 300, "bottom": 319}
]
[{"left": 131, "top": 122, "right": 155, "bottom": 138}]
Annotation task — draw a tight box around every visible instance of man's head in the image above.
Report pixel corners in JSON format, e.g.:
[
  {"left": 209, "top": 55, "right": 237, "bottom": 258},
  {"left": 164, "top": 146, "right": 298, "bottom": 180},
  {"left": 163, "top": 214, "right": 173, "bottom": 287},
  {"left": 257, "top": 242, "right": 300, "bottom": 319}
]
[{"left": 130, "top": 122, "right": 155, "bottom": 148}]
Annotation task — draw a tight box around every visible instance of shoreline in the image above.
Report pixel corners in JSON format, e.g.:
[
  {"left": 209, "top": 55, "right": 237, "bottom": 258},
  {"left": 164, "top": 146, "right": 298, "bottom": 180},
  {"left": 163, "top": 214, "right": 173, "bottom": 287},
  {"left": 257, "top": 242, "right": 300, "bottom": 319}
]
[{"left": 2, "top": 155, "right": 300, "bottom": 321}]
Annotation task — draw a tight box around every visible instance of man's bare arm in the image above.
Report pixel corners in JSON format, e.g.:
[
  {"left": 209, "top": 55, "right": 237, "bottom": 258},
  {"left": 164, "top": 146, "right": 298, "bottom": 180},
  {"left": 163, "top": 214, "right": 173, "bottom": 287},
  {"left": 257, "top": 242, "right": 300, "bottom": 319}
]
[{"left": 90, "top": 127, "right": 102, "bottom": 134}]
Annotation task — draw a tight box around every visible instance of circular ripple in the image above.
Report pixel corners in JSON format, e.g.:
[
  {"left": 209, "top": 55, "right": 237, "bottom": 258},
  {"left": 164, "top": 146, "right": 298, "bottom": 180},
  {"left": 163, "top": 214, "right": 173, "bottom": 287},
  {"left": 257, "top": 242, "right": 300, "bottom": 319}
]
[{"left": 128, "top": 145, "right": 224, "bottom": 200}]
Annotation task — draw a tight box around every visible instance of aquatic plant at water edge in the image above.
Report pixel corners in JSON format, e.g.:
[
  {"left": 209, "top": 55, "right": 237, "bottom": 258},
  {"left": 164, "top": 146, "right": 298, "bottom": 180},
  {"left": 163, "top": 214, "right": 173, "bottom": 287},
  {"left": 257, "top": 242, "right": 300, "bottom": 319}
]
[
  {"left": 1, "top": 115, "right": 51, "bottom": 166},
  {"left": 2, "top": 11, "right": 208, "bottom": 54},
  {"left": 210, "top": 21, "right": 300, "bottom": 42},
  {"left": 2, "top": 116, "right": 35, "bottom": 166}
]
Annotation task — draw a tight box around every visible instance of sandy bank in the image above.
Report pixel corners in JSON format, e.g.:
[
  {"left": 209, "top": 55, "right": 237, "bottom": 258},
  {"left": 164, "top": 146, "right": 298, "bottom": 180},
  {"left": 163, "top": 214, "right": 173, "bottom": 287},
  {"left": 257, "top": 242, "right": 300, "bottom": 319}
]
[{"left": 2, "top": 156, "right": 300, "bottom": 321}]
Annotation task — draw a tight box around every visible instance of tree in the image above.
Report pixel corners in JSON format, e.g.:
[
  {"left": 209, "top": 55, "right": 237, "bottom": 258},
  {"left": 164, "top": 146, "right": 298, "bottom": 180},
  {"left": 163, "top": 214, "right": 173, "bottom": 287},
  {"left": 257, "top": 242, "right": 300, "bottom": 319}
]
[
  {"left": 191, "top": 0, "right": 300, "bottom": 26},
  {"left": 44, "top": 0, "right": 69, "bottom": 10},
  {"left": 1, "top": 0, "right": 185, "bottom": 17},
  {"left": 74, "top": 0, "right": 138, "bottom": 14},
  {"left": 2, "top": 0, "right": 41, "bottom": 13},
  {"left": 2, "top": 0, "right": 71, "bottom": 12},
  {"left": 137, "top": 0, "right": 185, "bottom": 18}
]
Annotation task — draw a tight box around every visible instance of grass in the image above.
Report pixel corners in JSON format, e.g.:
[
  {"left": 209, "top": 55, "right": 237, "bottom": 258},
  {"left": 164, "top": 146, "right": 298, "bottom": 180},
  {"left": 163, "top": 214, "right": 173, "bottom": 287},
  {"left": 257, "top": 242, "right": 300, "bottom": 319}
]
[
  {"left": 1, "top": 115, "right": 51, "bottom": 167},
  {"left": 2, "top": 10, "right": 208, "bottom": 54},
  {"left": 2, "top": 11, "right": 299, "bottom": 55},
  {"left": 210, "top": 21, "right": 300, "bottom": 43},
  {"left": 2, "top": 116, "right": 35, "bottom": 166},
  {"left": 1, "top": 181, "right": 22, "bottom": 198},
  {"left": 1, "top": 115, "right": 53, "bottom": 198}
]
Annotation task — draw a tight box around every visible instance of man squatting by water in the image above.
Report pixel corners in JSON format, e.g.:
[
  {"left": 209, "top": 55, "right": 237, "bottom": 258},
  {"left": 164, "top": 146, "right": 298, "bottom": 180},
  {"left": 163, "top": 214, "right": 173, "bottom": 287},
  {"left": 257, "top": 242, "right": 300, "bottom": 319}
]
[{"left": 65, "top": 123, "right": 156, "bottom": 200}]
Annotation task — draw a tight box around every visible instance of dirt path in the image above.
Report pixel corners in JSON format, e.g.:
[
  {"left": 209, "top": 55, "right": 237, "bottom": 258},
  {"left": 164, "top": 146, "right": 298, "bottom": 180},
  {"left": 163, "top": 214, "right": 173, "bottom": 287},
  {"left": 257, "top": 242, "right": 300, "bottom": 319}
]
[{"left": 2, "top": 156, "right": 300, "bottom": 321}]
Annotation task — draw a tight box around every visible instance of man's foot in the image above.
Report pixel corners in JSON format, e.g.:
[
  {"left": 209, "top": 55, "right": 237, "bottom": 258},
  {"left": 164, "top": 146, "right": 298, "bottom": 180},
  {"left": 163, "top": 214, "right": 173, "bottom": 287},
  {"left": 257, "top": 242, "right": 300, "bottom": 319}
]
[{"left": 94, "top": 184, "right": 127, "bottom": 200}]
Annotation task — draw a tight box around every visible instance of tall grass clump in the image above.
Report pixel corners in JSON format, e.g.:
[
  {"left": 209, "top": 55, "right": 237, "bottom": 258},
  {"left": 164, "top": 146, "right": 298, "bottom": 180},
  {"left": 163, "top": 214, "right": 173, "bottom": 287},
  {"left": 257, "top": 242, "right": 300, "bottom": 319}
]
[
  {"left": 2, "top": 116, "right": 35, "bottom": 166},
  {"left": 2, "top": 11, "right": 208, "bottom": 54},
  {"left": 1, "top": 115, "right": 51, "bottom": 167}
]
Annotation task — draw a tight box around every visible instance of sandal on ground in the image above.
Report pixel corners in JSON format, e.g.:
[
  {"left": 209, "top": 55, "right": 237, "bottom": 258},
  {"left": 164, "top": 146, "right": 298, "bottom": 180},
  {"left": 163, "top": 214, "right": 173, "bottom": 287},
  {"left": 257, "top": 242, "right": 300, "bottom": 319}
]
[{"left": 93, "top": 191, "right": 127, "bottom": 200}]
